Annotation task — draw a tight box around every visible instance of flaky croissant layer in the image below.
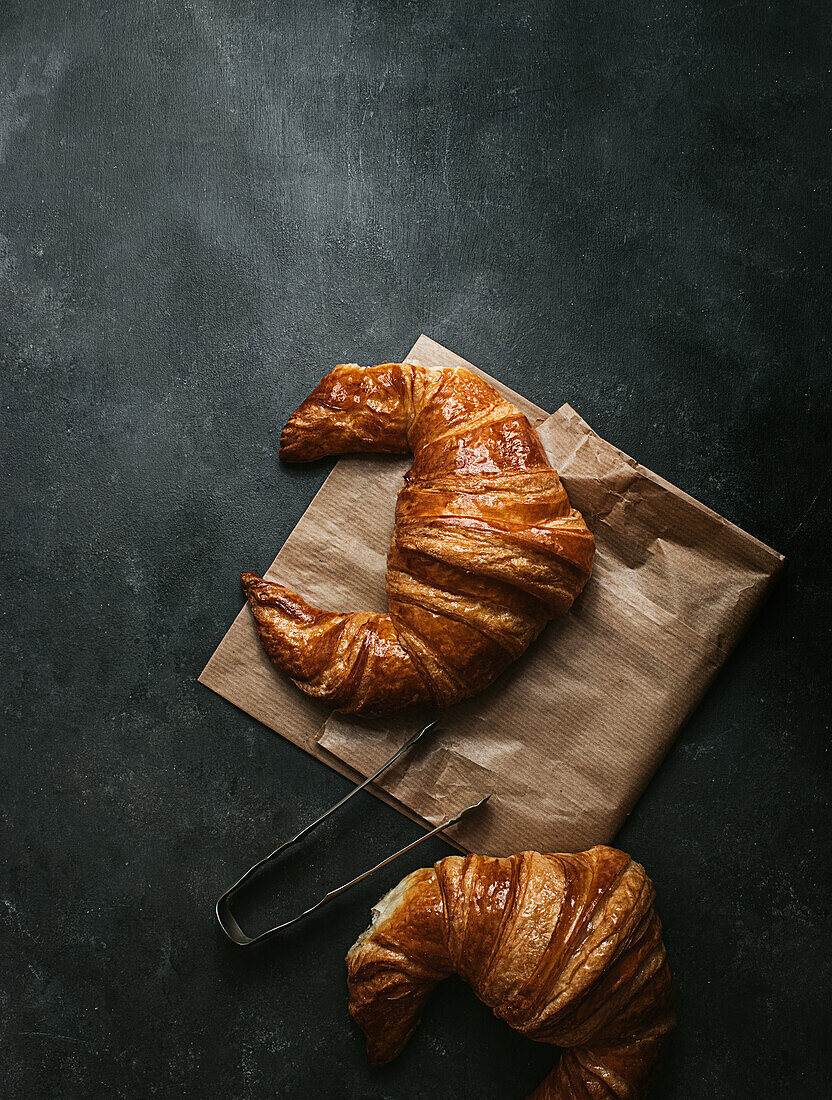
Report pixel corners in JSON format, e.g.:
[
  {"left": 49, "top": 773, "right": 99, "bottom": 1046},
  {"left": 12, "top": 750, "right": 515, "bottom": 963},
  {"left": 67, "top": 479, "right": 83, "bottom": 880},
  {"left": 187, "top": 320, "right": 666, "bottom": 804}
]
[
  {"left": 347, "top": 846, "right": 675, "bottom": 1099},
  {"left": 244, "top": 362, "right": 594, "bottom": 715}
]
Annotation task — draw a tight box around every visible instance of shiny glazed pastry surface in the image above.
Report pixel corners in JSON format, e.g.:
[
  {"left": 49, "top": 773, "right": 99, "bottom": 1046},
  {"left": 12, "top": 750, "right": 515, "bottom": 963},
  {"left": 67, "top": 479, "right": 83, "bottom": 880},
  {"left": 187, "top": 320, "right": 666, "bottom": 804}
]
[
  {"left": 347, "top": 846, "right": 675, "bottom": 1099},
  {"left": 243, "top": 362, "right": 594, "bottom": 715}
]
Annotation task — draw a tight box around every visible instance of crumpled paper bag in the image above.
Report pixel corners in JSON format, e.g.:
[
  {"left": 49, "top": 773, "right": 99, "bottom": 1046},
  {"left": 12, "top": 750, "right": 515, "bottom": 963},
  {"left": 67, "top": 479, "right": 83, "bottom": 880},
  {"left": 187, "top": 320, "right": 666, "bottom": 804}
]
[{"left": 200, "top": 335, "right": 784, "bottom": 854}]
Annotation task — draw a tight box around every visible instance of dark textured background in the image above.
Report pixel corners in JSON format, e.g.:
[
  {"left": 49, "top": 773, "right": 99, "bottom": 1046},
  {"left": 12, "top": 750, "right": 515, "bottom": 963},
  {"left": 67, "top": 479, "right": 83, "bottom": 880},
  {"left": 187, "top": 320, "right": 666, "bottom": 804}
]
[{"left": 2, "top": 1, "right": 829, "bottom": 1097}]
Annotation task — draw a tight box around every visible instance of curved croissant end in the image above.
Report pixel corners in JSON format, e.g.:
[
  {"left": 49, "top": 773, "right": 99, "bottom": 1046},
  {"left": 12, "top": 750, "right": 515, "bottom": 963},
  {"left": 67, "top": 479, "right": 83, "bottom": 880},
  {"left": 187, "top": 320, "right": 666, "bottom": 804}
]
[
  {"left": 347, "top": 846, "right": 675, "bottom": 1099},
  {"left": 244, "top": 362, "right": 594, "bottom": 715}
]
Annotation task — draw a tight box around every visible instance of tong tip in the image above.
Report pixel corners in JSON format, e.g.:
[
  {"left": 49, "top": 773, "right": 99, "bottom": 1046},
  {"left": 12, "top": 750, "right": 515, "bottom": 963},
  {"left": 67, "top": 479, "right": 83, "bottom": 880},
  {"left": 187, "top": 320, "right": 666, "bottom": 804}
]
[
  {"left": 446, "top": 792, "right": 492, "bottom": 828},
  {"left": 409, "top": 719, "right": 439, "bottom": 745}
]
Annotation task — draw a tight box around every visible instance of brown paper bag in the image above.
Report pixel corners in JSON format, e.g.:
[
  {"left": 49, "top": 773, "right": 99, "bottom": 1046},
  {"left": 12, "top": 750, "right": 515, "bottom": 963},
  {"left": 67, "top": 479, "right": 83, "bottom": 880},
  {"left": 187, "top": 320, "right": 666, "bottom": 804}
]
[{"left": 200, "top": 336, "right": 784, "bottom": 853}]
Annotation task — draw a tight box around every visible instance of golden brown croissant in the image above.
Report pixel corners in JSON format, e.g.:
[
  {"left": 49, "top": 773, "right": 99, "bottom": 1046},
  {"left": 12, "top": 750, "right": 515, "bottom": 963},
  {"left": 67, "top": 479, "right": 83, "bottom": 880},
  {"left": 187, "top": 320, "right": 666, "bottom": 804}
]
[
  {"left": 243, "top": 362, "right": 594, "bottom": 715},
  {"left": 347, "top": 846, "right": 675, "bottom": 1098}
]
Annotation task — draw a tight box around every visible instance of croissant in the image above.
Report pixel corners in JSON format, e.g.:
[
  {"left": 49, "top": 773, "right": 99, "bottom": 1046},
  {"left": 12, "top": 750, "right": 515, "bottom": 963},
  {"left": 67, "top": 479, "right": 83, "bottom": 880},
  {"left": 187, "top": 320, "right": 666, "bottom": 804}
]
[
  {"left": 347, "top": 846, "right": 674, "bottom": 1098},
  {"left": 242, "top": 361, "right": 594, "bottom": 715}
]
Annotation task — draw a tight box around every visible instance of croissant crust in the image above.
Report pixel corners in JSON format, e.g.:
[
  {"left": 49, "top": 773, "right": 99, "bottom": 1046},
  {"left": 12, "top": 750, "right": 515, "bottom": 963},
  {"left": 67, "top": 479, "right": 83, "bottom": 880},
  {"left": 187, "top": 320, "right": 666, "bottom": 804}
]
[
  {"left": 243, "top": 362, "right": 594, "bottom": 715},
  {"left": 346, "top": 846, "right": 675, "bottom": 1099}
]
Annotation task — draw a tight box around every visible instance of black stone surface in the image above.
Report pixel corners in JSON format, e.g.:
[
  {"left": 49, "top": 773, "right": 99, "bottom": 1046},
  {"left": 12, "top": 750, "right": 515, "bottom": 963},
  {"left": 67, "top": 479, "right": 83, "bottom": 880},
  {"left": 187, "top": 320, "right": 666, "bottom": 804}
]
[{"left": 2, "top": 2, "right": 829, "bottom": 1097}]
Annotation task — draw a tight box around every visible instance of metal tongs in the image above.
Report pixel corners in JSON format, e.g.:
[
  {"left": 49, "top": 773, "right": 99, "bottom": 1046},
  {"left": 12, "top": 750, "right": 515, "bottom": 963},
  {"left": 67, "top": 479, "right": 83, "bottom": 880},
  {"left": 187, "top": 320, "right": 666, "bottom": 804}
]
[{"left": 216, "top": 721, "right": 490, "bottom": 947}]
